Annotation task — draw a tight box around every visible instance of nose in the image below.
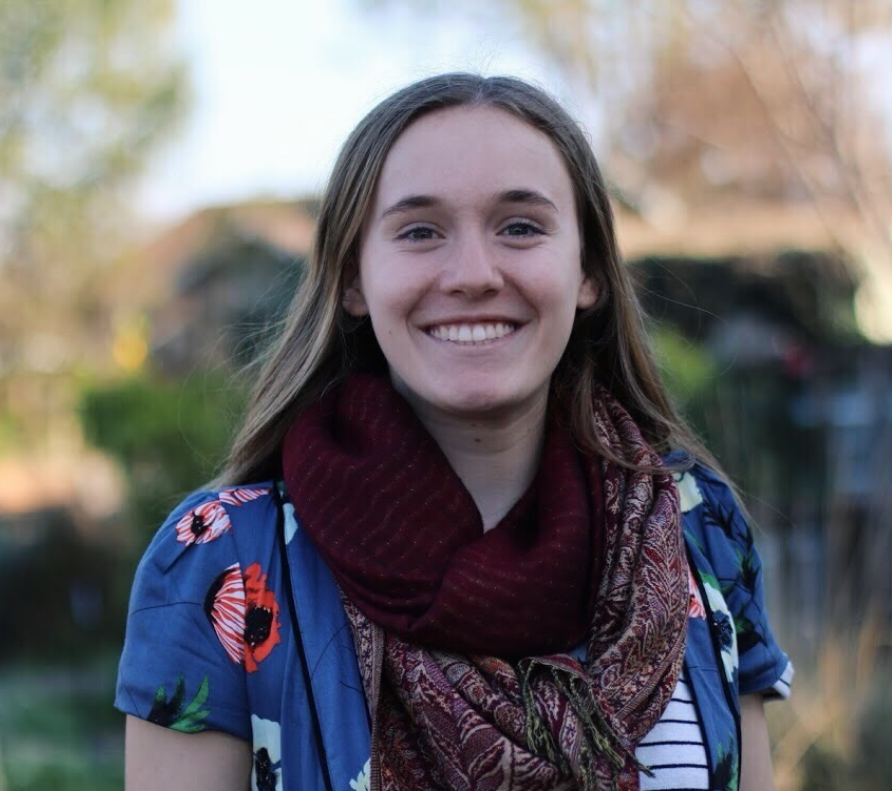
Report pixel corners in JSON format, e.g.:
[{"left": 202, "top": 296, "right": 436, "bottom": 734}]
[{"left": 440, "top": 230, "right": 504, "bottom": 297}]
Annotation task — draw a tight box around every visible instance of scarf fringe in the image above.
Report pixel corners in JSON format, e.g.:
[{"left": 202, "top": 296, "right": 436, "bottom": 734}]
[{"left": 518, "top": 659, "right": 654, "bottom": 791}]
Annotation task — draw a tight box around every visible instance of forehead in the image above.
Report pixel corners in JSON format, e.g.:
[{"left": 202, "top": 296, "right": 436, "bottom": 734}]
[{"left": 372, "top": 105, "right": 575, "bottom": 209}]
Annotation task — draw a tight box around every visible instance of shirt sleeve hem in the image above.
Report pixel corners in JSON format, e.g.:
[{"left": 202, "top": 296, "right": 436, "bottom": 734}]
[
  {"left": 113, "top": 691, "right": 253, "bottom": 743},
  {"left": 740, "top": 658, "right": 794, "bottom": 700}
]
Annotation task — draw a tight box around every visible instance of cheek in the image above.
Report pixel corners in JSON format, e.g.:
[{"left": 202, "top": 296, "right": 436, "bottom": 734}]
[
  {"left": 364, "top": 263, "right": 432, "bottom": 323},
  {"left": 364, "top": 285, "right": 412, "bottom": 330},
  {"left": 360, "top": 281, "right": 424, "bottom": 353},
  {"left": 529, "top": 269, "right": 587, "bottom": 319},
  {"left": 357, "top": 260, "right": 400, "bottom": 322}
]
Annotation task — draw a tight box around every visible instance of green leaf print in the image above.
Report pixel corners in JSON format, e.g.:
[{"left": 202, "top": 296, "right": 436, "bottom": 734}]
[
  {"left": 740, "top": 550, "right": 758, "bottom": 592},
  {"left": 148, "top": 675, "right": 211, "bottom": 733},
  {"left": 699, "top": 569, "right": 721, "bottom": 592},
  {"left": 683, "top": 528, "right": 706, "bottom": 556},
  {"left": 715, "top": 738, "right": 740, "bottom": 791},
  {"left": 734, "top": 614, "right": 766, "bottom": 655}
]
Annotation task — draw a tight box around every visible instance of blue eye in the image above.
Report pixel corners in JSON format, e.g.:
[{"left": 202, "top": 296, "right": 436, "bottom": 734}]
[
  {"left": 502, "top": 221, "right": 544, "bottom": 237},
  {"left": 397, "top": 226, "right": 437, "bottom": 241}
]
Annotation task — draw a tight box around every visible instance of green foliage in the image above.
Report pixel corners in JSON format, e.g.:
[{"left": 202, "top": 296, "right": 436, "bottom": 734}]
[
  {"left": 853, "top": 680, "right": 892, "bottom": 790},
  {"left": 0, "top": 0, "right": 188, "bottom": 455},
  {"left": 0, "top": 0, "right": 186, "bottom": 245},
  {"left": 0, "top": 656, "right": 123, "bottom": 791},
  {"left": 5, "top": 765, "right": 122, "bottom": 791},
  {"left": 797, "top": 742, "right": 849, "bottom": 791},
  {"left": 651, "top": 325, "right": 718, "bottom": 405},
  {"left": 79, "top": 371, "right": 249, "bottom": 541}
]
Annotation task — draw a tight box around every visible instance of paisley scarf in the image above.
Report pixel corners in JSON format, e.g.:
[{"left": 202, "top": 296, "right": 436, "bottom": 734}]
[{"left": 282, "top": 374, "right": 687, "bottom": 791}]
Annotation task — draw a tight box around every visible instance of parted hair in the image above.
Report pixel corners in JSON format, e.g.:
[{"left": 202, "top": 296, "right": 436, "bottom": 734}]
[{"left": 217, "top": 72, "right": 717, "bottom": 485}]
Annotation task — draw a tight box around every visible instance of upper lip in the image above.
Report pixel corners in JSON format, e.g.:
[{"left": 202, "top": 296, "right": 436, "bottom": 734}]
[{"left": 422, "top": 316, "right": 523, "bottom": 329}]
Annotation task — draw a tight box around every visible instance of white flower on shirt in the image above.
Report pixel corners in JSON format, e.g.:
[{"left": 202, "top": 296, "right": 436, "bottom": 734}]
[
  {"left": 283, "top": 502, "right": 299, "bottom": 544},
  {"left": 350, "top": 758, "right": 371, "bottom": 791},
  {"left": 251, "top": 715, "right": 282, "bottom": 791},
  {"left": 673, "top": 471, "right": 704, "bottom": 513},
  {"left": 700, "top": 574, "right": 739, "bottom": 684}
]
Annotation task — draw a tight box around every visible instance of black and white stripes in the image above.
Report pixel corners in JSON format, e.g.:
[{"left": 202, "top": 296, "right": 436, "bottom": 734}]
[{"left": 636, "top": 671, "right": 709, "bottom": 791}]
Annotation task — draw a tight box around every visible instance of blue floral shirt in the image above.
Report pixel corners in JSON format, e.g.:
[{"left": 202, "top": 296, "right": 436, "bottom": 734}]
[{"left": 116, "top": 461, "right": 792, "bottom": 791}]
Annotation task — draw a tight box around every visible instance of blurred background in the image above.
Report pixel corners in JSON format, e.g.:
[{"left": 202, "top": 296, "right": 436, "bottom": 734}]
[{"left": 2, "top": 1, "right": 891, "bottom": 789}]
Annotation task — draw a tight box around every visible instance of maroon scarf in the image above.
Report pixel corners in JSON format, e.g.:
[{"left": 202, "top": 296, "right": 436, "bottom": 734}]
[{"left": 282, "top": 374, "right": 687, "bottom": 791}]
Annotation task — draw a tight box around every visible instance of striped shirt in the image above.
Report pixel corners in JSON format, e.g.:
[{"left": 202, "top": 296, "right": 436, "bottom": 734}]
[{"left": 636, "top": 670, "right": 709, "bottom": 790}]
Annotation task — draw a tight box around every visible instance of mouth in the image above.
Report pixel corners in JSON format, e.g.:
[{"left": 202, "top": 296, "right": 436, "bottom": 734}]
[{"left": 425, "top": 321, "right": 518, "bottom": 345}]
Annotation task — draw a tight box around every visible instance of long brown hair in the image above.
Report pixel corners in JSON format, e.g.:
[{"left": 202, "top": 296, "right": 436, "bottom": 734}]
[{"left": 217, "top": 73, "right": 719, "bottom": 485}]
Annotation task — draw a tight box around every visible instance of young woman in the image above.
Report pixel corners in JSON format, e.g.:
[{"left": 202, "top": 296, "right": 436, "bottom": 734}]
[{"left": 117, "top": 74, "right": 792, "bottom": 791}]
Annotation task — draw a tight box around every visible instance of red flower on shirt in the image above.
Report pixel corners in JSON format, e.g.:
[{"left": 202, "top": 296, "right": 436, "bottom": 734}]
[
  {"left": 175, "top": 501, "right": 231, "bottom": 545},
  {"left": 219, "top": 487, "right": 270, "bottom": 506},
  {"left": 205, "top": 564, "right": 246, "bottom": 665},
  {"left": 243, "top": 563, "right": 281, "bottom": 672},
  {"left": 175, "top": 488, "right": 270, "bottom": 546},
  {"left": 204, "top": 562, "right": 281, "bottom": 673},
  {"left": 688, "top": 565, "right": 707, "bottom": 620}
]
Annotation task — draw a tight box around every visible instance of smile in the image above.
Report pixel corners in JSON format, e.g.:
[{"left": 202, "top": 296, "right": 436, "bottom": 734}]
[{"left": 426, "top": 322, "right": 517, "bottom": 345}]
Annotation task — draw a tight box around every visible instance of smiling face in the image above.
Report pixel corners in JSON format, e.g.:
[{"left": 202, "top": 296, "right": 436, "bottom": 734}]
[{"left": 345, "top": 105, "right": 598, "bottom": 423}]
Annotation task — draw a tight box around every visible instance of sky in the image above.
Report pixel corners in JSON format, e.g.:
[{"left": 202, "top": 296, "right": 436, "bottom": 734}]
[
  {"left": 136, "top": 0, "right": 565, "bottom": 223},
  {"left": 136, "top": 1, "right": 892, "bottom": 229}
]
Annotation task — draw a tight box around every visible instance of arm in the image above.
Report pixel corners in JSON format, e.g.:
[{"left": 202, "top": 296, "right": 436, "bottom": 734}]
[
  {"left": 125, "top": 715, "right": 253, "bottom": 791},
  {"left": 739, "top": 694, "right": 774, "bottom": 791}
]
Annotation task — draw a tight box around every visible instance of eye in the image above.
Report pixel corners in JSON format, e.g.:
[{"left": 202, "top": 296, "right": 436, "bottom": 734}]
[
  {"left": 396, "top": 225, "right": 438, "bottom": 242},
  {"left": 500, "top": 220, "right": 545, "bottom": 237}
]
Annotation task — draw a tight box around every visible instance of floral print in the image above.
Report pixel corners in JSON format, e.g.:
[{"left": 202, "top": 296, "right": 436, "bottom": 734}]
[
  {"left": 282, "top": 499, "right": 299, "bottom": 544},
  {"left": 700, "top": 568, "right": 739, "bottom": 684},
  {"left": 117, "top": 465, "right": 791, "bottom": 791},
  {"left": 243, "top": 563, "right": 281, "bottom": 672},
  {"left": 175, "top": 500, "right": 231, "bottom": 545},
  {"left": 147, "top": 675, "right": 211, "bottom": 733},
  {"left": 174, "top": 486, "right": 270, "bottom": 545},
  {"left": 204, "top": 562, "right": 282, "bottom": 673},
  {"left": 220, "top": 486, "right": 270, "bottom": 506},
  {"left": 715, "top": 737, "right": 740, "bottom": 791},
  {"left": 205, "top": 563, "right": 247, "bottom": 665},
  {"left": 251, "top": 715, "right": 282, "bottom": 791},
  {"left": 350, "top": 758, "right": 371, "bottom": 791},
  {"left": 674, "top": 470, "right": 704, "bottom": 513},
  {"left": 688, "top": 565, "right": 707, "bottom": 619}
]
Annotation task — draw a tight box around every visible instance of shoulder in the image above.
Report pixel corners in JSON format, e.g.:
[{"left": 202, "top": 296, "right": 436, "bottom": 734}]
[
  {"left": 663, "top": 452, "right": 746, "bottom": 543},
  {"left": 118, "top": 483, "right": 282, "bottom": 741},
  {"left": 668, "top": 457, "right": 795, "bottom": 699},
  {"left": 150, "top": 483, "right": 277, "bottom": 556},
  {"left": 666, "top": 455, "right": 758, "bottom": 608},
  {"left": 132, "top": 483, "right": 280, "bottom": 601}
]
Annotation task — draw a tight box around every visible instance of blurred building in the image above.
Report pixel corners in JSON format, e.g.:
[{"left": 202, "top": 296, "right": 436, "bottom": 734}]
[
  {"left": 96, "top": 196, "right": 892, "bottom": 654},
  {"left": 128, "top": 200, "right": 317, "bottom": 375}
]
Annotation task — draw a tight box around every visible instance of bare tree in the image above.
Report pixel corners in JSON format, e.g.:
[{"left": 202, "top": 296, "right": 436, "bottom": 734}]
[{"left": 373, "top": 0, "right": 892, "bottom": 338}]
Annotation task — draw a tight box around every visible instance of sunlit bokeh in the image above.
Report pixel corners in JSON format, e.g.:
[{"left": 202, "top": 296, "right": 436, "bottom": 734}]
[{"left": 2, "top": 1, "right": 891, "bottom": 789}]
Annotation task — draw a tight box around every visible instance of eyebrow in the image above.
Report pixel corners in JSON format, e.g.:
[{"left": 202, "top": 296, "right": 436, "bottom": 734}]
[{"left": 380, "top": 188, "right": 559, "bottom": 219}]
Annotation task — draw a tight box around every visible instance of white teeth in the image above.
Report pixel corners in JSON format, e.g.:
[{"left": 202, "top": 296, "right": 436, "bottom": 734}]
[{"left": 427, "top": 322, "right": 516, "bottom": 345}]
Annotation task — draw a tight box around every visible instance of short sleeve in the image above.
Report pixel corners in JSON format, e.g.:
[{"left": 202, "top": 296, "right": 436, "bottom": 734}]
[
  {"left": 115, "top": 490, "right": 252, "bottom": 741},
  {"left": 695, "top": 466, "right": 794, "bottom": 700}
]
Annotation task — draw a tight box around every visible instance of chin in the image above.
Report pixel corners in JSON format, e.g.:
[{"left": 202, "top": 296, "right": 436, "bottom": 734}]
[{"left": 429, "top": 384, "right": 533, "bottom": 419}]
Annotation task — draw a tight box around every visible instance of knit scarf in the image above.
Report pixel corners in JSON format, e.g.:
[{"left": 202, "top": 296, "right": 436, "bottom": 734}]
[{"left": 282, "top": 374, "right": 688, "bottom": 791}]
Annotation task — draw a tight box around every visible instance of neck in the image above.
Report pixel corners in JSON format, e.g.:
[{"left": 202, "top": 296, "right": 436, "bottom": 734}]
[{"left": 408, "top": 393, "right": 549, "bottom": 532}]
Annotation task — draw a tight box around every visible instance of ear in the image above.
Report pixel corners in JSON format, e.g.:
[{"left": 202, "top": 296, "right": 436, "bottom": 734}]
[
  {"left": 576, "top": 273, "right": 599, "bottom": 311},
  {"left": 342, "top": 270, "right": 369, "bottom": 317}
]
